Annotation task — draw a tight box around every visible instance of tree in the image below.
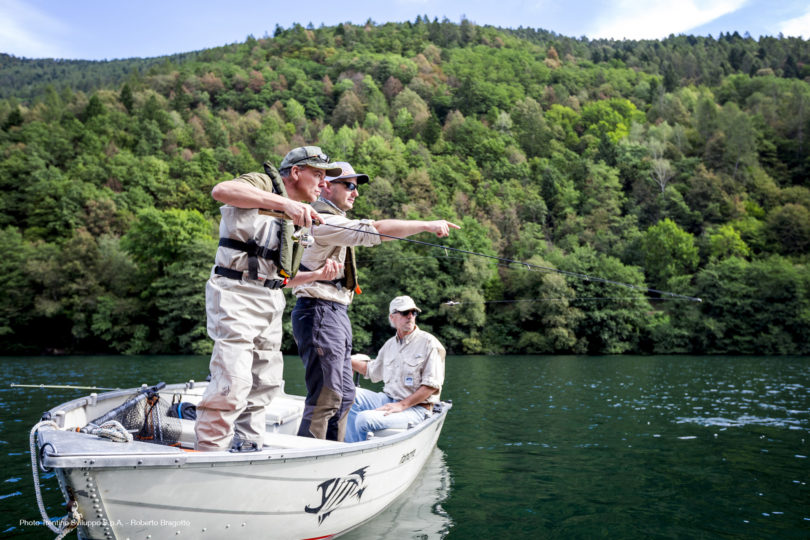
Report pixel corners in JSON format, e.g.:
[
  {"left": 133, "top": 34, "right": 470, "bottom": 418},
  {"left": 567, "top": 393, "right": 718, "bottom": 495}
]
[
  {"left": 331, "top": 90, "right": 364, "bottom": 128},
  {"left": 151, "top": 238, "right": 216, "bottom": 354},
  {"left": 548, "top": 246, "right": 652, "bottom": 354},
  {"left": 686, "top": 256, "right": 810, "bottom": 354},
  {"left": 640, "top": 219, "right": 699, "bottom": 287},
  {"left": 718, "top": 101, "right": 758, "bottom": 178},
  {"left": 121, "top": 208, "right": 213, "bottom": 273},
  {"left": 390, "top": 88, "right": 430, "bottom": 139},
  {"left": 82, "top": 94, "right": 106, "bottom": 122},
  {"left": 646, "top": 139, "right": 674, "bottom": 193},
  {"left": 120, "top": 83, "right": 134, "bottom": 114},
  {"left": 765, "top": 203, "right": 810, "bottom": 255},
  {"left": 511, "top": 97, "right": 551, "bottom": 158},
  {"left": 495, "top": 257, "right": 585, "bottom": 353},
  {"left": 707, "top": 224, "right": 751, "bottom": 261},
  {"left": 0, "top": 227, "right": 36, "bottom": 351}
]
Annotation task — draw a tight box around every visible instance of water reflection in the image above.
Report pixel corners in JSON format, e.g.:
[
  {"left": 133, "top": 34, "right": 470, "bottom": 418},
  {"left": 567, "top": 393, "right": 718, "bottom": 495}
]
[{"left": 340, "top": 448, "right": 452, "bottom": 540}]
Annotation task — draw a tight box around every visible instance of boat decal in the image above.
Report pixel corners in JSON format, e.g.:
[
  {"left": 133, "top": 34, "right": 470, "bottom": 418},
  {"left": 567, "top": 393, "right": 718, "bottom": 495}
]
[
  {"left": 399, "top": 449, "right": 416, "bottom": 464},
  {"left": 305, "top": 466, "right": 368, "bottom": 524}
]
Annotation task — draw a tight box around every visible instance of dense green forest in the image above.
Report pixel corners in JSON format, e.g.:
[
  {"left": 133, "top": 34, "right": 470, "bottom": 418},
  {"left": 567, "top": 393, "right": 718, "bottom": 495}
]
[{"left": 1, "top": 18, "right": 809, "bottom": 356}]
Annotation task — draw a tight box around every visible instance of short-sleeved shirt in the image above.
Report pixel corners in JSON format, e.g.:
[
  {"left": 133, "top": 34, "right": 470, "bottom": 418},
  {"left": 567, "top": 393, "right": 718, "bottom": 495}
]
[
  {"left": 235, "top": 171, "right": 275, "bottom": 192},
  {"left": 292, "top": 200, "right": 381, "bottom": 305},
  {"left": 364, "top": 327, "right": 445, "bottom": 404}
]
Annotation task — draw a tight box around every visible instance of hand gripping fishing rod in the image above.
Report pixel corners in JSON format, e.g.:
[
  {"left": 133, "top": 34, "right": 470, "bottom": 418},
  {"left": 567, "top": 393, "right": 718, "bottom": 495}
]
[{"left": 313, "top": 221, "right": 703, "bottom": 303}]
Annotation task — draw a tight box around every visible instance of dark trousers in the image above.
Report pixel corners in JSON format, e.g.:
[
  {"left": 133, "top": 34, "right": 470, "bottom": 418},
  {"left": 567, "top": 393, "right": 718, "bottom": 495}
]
[{"left": 291, "top": 297, "right": 355, "bottom": 441}]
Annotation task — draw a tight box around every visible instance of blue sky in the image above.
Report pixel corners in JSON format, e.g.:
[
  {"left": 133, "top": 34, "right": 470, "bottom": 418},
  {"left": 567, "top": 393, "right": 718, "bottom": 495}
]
[{"left": 1, "top": 0, "right": 809, "bottom": 61}]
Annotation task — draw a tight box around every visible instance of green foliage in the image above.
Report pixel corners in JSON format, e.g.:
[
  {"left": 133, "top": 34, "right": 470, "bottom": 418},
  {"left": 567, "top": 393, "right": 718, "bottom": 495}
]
[
  {"left": 1, "top": 21, "right": 809, "bottom": 355},
  {"left": 121, "top": 208, "right": 212, "bottom": 270},
  {"left": 706, "top": 224, "right": 751, "bottom": 261},
  {"left": 0, "top": 227, "right": 36, "bottom": 349},
  {"left": 640, "top": 219, "right": 699, "bottom": 287},
  {"left": 670, "top": 256, "right": 810, "bottom": 354}
]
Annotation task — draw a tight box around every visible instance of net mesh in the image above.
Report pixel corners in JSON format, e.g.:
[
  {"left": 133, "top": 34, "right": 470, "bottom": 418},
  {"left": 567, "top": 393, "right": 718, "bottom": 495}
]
[{"left": 89, "top": 392, "right": 183, "bottom": 445}]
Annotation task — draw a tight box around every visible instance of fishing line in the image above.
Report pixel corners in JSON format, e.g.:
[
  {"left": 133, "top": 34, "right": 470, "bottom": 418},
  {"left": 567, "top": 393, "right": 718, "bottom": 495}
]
[
  {"left": 442, "top": 297, "right": 691, "bottom": 306},
  {"left": 316, "top": 222, "right": 703, "bottom": 302}
]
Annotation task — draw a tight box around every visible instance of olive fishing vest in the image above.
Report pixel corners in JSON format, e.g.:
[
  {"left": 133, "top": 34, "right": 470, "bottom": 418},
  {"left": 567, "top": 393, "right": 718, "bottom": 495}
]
[
  {"left": 214, "top": 166, "right": 307, "bottom": 287},
  {"left": 309, "top": 199, "right": 360, "bottom": 293}
]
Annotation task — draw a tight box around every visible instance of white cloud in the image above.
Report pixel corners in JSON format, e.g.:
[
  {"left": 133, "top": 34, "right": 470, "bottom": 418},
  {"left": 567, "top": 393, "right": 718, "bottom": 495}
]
[
  {"left": 777, "top": 8, "right": 810, "bottom": 38},
  {"left": 588, "top": 0, "right": 748, "bottom": 40},
  {"left": 0, "top": 0, "right": 72, "bottom": 58}
]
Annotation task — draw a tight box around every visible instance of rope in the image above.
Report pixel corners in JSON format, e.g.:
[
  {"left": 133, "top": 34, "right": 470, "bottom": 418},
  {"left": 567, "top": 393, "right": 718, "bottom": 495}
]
[
  {"left": 29, "top": 421, "right": 82, "bottom": 539},
  {"left": 88, "top": 420, "right": 134, "bottom": 443}
]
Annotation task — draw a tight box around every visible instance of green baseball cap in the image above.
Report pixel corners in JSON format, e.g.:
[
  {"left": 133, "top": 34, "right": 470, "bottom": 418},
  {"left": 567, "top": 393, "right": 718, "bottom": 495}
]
[{"left": 279, "top": 146, "right": 342, "bottom": 177}]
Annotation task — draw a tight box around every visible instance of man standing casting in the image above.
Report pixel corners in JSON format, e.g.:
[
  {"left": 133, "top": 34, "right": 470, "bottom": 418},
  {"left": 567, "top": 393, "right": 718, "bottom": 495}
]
[
  {"left": 292, "top": 162, "right": 459, "bottom": 441},
  {"left": 346, "top": 295, "right": 445, "bottom": 443},
  {"left": 195, "top": 147, "right": 342, "bottom": 452}
]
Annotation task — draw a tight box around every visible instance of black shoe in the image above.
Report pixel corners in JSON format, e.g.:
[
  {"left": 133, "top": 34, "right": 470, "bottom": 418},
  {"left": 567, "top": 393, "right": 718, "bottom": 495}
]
[{"left": 229, "top": 440, "right": 261, "bottom": 452}]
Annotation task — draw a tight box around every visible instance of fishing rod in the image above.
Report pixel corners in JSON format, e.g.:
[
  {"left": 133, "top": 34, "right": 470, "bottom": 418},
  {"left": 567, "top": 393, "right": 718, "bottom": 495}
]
[
  {"left": 443, "top": 297, "right": 692, "bottom": 306},
  {"left": 11, "top": 384, "right": 120, "bottom": 391},
  {"left": 316, "top": 222, "right": 703, "bottom": 303}
]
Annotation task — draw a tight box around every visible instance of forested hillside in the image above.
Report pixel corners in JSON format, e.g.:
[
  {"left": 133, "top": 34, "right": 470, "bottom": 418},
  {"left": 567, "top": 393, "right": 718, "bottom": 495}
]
[{"left": 1, "top": 19, "right": 809, "bottom": 356}]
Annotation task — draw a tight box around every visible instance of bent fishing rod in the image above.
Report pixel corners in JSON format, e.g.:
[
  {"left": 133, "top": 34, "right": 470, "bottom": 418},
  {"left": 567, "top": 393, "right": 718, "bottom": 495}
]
[{"left": 258, "top": 209, "right": 702, "bottom": 302}]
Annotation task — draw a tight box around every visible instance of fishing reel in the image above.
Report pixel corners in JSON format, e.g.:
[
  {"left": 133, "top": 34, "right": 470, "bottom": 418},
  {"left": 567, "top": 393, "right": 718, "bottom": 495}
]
[{"left": 293, "top": 230, "right": 314, "bottom": 247}]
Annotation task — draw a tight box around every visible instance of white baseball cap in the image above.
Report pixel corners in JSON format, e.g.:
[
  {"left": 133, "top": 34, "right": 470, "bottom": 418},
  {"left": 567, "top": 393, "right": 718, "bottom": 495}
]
[{"left": 389, "top": 295, "right": 422, "bottom": 314}]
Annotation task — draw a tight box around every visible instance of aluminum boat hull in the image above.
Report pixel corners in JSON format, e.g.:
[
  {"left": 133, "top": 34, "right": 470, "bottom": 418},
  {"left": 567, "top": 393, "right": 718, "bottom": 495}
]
[{"left": 33, "top": 381, "right": 451, "bottom": 540}]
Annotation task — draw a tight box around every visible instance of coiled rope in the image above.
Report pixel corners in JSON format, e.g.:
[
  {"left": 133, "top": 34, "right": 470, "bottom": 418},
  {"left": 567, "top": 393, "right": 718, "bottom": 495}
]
[
  {"left": 84, "top": 420, "right": 134, "bottom": 443},
  {"left": 29, "top": 421, "right": 82, "bottom": 539}
]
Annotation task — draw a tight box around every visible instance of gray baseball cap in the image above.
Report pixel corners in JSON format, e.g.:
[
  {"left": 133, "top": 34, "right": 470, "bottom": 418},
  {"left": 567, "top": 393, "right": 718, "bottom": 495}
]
[{"left": 279, "top": 146, "right": 342, "bottom": 177}]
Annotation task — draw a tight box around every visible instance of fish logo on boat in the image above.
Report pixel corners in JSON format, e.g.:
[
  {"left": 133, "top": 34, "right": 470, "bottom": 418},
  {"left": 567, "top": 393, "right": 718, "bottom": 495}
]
[{"left": 305, "top": 466, "right": 369, "bottom": 524}]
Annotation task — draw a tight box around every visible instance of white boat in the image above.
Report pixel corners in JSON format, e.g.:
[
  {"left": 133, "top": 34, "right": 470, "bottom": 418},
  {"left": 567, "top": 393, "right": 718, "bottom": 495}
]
[{"left": 29, "top": 381, "right": 452, "bottom": 540}]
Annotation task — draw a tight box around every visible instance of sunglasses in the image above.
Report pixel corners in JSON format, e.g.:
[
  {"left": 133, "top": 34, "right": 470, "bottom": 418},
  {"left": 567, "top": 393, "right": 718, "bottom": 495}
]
[
  {"left": 396, "top": 309, "right": 419, "bottom": 317},
  {"left": 290, "top": 152, "right": 329, "bottom": 166},
  {"left": 333, "top": 181, "right": 358, "bottom": 192}
]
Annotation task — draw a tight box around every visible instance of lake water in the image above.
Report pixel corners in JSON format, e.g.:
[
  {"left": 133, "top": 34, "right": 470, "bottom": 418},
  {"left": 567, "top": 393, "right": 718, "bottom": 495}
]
[{"left": 1, "top": 355, "right": 808, "bottom": 539}]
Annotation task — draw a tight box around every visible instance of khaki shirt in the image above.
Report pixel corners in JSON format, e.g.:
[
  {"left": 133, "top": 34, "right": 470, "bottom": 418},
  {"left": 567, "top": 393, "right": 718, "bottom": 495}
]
[
  {"left": 292, "top": 201, "right": 381, "bottom": 305},
  {"left": 364, "top": 328, "right": 445, "bottom": 404},
  {"left": 235, "top": 171, "right": 276, "bottom": 192}
]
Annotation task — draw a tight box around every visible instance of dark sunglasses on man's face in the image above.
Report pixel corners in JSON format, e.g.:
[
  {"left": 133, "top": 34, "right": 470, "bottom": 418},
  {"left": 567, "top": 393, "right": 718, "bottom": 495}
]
[
  {"left": 397, "top": 309, "right": 418, "bottom": 317},
  {"left": 333, "top": 181, "right": 358, "bottom": 192}
]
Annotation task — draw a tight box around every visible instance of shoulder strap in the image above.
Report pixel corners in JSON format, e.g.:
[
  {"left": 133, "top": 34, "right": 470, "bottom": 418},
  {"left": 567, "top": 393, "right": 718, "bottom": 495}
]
[
  {"left": 309, "top": 199, "right": 360, "bottom": 293},
  {"left": 264, "top": 162, "right": 307, "bottom": 278}
]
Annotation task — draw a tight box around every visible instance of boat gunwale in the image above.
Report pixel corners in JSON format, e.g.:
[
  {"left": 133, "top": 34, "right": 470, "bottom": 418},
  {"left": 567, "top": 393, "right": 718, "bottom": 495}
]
[{"left": 36, "top": 382, "right": 452, "bottom": 469}]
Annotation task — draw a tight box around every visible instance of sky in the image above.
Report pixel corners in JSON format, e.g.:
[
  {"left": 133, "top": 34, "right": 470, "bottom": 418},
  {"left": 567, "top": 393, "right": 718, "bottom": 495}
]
[{"left": 1, "top": 0, "right": 809, "bottom": 61}]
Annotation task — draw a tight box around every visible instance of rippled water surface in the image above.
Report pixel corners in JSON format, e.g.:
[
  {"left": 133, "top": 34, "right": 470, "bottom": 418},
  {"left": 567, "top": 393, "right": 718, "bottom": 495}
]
[{"left": 1, "top": 355, "right": 808, "bottom": 538}]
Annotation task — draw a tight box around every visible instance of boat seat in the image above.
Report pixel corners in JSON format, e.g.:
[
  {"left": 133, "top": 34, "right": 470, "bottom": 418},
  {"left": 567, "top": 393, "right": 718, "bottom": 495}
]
[
  {"left": 265, "top": 397, "right": 303, "bottom": 435},
  {"left": 263, "top": 432, "right": 344, "bottom": 449},
  {"left": 172, "top": 396, "right": 305, "bottom": 447}
]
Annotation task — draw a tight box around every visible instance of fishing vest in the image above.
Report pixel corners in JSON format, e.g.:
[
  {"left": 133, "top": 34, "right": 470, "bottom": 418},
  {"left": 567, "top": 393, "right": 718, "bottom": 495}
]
[
  {"left": 308, "top": 199, "right": 361, "bottom": 294},
  {"left": 214, "top": 164, "right": 307, "bottom": 287}
]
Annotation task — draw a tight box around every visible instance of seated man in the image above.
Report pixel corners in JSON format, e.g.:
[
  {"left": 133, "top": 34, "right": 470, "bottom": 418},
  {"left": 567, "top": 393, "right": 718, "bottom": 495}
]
[{"left": 346, "top": 296, "right": 446, "bottom": 443}]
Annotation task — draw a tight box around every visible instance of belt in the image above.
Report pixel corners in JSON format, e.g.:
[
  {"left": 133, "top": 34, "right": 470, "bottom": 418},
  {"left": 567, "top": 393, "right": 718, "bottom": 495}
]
[
  {"left": 294, "top": 297, "right": 348, "bottom": 310},
  {"left": 214, "top": 266, "right": 286, "bottom": 289},
  {"left": 418, "top": 402, "right": 432, "bottom": 411}
]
